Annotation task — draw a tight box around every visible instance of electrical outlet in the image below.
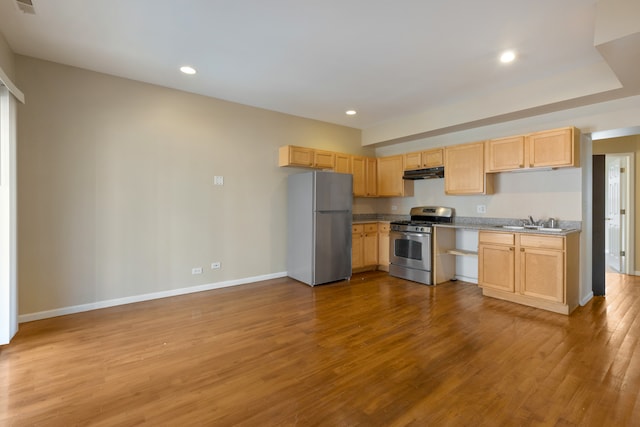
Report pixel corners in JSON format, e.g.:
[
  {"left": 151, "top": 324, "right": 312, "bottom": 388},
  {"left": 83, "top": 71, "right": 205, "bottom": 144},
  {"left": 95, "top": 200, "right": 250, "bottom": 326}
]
[
  {"left": 191, "top": 267, "right": 203, "bottom": 275},
  {"left": 211, "top": 262, "right": 221, "bottom": 270},
  {"left": 214, "top": 176, "right": 224, "bottom": 186},
  {"left": 391, "top": 205, "right": 398, "bottom": 211},
  {"left": 476, "top": 204, "right": 487, "bottom": 214}
]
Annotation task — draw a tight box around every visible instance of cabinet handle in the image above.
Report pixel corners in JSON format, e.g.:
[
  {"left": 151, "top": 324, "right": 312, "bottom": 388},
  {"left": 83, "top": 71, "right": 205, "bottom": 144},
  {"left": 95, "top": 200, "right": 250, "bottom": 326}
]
[
  {"left": 520, "top": 248, "right": 525, "bottom": 252},
  {"left": 519, "top": 164, "right": 524, "bottom": 168},
  {"left": 509, "top": 248, "right": 514, "bottom": 251}
]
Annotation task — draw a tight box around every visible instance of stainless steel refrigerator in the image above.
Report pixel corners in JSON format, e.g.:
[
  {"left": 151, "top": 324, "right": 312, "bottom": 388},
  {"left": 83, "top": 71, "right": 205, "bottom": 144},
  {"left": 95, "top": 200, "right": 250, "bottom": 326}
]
[{"left": 287, "top": 171, "right": 353, "bottom": 286}]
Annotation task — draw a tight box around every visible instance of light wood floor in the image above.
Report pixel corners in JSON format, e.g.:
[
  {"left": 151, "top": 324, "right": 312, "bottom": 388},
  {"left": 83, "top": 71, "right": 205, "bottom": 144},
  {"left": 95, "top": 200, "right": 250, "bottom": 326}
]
[{"left": 1, "top": 272, "right": 639, "bottom": 426}]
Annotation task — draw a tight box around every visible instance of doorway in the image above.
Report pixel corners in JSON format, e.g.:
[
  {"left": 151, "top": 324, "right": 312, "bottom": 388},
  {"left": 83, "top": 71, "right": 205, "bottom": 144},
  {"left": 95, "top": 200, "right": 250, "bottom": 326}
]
[
  {"left": 591, "top": 128, "right": 640, "bottom": 297},
  {"left": 604, "top": 154, "right": 634, "bottom": 275}
]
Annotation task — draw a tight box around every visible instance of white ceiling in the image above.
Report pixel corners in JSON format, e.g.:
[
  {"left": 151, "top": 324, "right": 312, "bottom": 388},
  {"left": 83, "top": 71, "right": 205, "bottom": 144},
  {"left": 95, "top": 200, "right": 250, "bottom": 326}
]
[{"left": 0, "top": 0, "right": 635, "bottom": 141}]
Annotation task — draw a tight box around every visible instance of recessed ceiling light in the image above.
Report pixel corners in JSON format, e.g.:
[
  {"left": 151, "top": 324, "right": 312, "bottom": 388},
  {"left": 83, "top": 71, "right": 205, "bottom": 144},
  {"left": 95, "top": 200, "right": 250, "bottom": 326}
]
[
  {"left": 500, "top": 50, "right": 516, "bottom": 64},
  {"left": 180, "top": 66, "right": 197, "bottom": 75},
  {"left": 345, "top": 110, "right": 357, "bottom": 116}
]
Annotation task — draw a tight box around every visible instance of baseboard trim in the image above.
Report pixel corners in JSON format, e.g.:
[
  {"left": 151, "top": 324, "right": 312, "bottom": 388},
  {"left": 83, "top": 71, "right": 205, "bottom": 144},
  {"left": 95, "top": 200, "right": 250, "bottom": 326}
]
[
  {"left": 580, "top": 291, "right": 594, "bottom": 306},
  {"left": 18, "top": 272, "right": 288, "bottom": 323},
  {"left": 454, "top": 275, "right": 478, "bottom": 285}
]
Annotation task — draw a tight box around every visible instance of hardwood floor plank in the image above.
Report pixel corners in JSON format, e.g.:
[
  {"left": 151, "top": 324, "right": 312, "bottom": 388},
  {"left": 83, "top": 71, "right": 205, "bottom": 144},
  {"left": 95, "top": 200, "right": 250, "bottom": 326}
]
[{"left": 2, "top": 271, "right": 640, "bottom": 425}]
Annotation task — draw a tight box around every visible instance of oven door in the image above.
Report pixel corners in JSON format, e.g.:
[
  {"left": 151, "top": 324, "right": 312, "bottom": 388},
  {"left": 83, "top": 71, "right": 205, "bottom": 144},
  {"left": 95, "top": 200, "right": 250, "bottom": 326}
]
[{"left": 389, "top": 230, "right": 432, "bottom": 271}]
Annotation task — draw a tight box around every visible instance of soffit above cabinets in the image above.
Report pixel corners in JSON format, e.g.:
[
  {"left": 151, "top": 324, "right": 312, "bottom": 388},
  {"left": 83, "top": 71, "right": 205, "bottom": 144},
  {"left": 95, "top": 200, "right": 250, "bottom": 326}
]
[{"left": 0, "top": 0, "right": 638, "bottom": 142}]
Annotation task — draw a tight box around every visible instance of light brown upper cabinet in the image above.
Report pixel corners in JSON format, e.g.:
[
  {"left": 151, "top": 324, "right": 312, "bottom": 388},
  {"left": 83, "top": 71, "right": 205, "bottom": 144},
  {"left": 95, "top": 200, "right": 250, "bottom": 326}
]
[
  {"left": 312, "top": 149, "right": 335, "bottom": 169},
  {"left": 352, "top": 156, "right": 377, "bottom": 197},
  {"left": 444, "top": 142, "right": 494, "bottom": 195},
  {"left": 334, "top": 153, "right": 351, "bottom": 174},
  {"left": 278, "top": 145, "right": 336, "bottom": 169},
  {"left": 485, "top": 127, "right": 580, "bottom": 173},
  {"left": 528, "top": 127, "right": 580, "bottom": 168},
  {"left": 404, "top": 148, "right": 444, "bottom": 170},
  {"left": 485, "top": 136, "right": 526, "bottom": 172},
  {"left": 377, "top": 155, "right": 414, "bottom": 197},
  {"left": 279, "top": 145, "right": 314, "bottom": 167},
  {"left": 365, "top": 157, "right": 378, "bottom": 197}
]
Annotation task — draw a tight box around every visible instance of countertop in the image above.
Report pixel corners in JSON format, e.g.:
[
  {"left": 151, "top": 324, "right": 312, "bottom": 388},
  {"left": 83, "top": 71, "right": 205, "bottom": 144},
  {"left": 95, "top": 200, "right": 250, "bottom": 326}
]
[
  {"left": 434, "top": 222, "right": 580, "bottom": 236},
  {"left": 352, "top": 215, "right": 581, "bottom": 236}
]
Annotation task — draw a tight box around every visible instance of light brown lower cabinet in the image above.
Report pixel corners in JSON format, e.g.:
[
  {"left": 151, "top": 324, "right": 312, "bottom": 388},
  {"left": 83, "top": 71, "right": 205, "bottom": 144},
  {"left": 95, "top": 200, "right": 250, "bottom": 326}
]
[
  {"left": 352, "top": 222, "right": 390, "bottom": 273},
  {"left": 352, "top": 223, "right": 378, "bottom": 272},
  {"left": 378, "top": 223, "right": 390, "bottom": 272},
  {"left": 478, "top": 231, "right": 579, "bottom": 315}
]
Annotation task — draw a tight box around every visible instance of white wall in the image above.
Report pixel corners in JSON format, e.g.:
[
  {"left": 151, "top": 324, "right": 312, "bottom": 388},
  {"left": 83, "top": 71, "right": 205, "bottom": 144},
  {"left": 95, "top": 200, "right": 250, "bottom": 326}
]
[
  {"left": 0, "top": 86, "right": 18, "bottom": 344},
  {"left": 369, "top": 167, "right": 581, "bottom": 222},
  {"left": 15, "top": 55, "right": 366, "bottom": 319}
]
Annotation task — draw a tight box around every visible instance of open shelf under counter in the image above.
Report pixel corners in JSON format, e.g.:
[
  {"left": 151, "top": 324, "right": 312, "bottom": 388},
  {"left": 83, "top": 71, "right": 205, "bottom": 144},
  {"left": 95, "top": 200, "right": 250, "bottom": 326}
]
[
  {"left": 446, "top": 248, "right": 478, "bottom": 257},
  {"left": 433, "top": 226, "right": 479, "bottom": 284}
]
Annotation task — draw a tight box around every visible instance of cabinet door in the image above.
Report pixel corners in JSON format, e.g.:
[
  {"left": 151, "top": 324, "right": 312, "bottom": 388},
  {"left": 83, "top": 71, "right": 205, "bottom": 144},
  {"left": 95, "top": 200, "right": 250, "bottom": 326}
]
[
  {"left": 444, "top": 142, "right": 492, "bottom": 195},
  {"left": 377, "top": 155, "right": 405, "bottom": 196},
  {"left": 378, "top": 223, "right": 390, "bottom": 270},
  {"left": 352, "top": 225, "right": 364, "bottom": 269},
  {"left": 279, "top": 146, "right": 313, "bottom": 167},
  {"left": 365, "top": 157, "right": 378, "bottom": 197},
  {"left": 334, "top": 153, "right": 351, "bottom": 174},
  {"left": 422, "top": 148, "right": 444, "bottom": 168},
  {"left": 314, "top": 150, "right": 335, "bottom": 169},
  {"left": 478, "top": 244, "right": 515, "bottom": 292},
  {"left": 485, "top": 136, "right": 525, "bottom": 172},
  {"left": 528, "top": 127, "right": 577, "bottom": 168},
  {"left": 352, "top": 156, "right": 366, "bottom": 196},
  {"left": 404, "top": 152, "right": 423, "bottom": 170},
  {"left": 363, "top": 224, "right": 379, "bottom": 266},
  {"left": 520, "top": 248, "right": 564, "bottom": 302}
]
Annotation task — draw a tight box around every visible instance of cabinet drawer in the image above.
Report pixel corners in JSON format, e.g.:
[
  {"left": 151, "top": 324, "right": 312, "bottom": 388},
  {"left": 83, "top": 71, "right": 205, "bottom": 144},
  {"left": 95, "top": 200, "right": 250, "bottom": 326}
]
[
  {"left": 364, "top": 223, "right": 378, "bottom": 233},
  {"left": 378, "top": 222, "right": 390, "bottom": 232},
  {"left": 520, "top": 234, "right": 564, "bottom": 250},
  {"left": 352, "top": 224, "right": 364, "bottom": 234},
  {"left": 479, "top": 231, "right": 515, "bottom": 245}
]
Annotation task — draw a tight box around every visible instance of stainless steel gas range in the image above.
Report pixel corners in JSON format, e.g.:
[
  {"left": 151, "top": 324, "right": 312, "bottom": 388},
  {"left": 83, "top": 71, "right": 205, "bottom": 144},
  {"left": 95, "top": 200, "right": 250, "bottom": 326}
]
[{"left": 389, "top": 206, "right": 454, "bottom": 285}]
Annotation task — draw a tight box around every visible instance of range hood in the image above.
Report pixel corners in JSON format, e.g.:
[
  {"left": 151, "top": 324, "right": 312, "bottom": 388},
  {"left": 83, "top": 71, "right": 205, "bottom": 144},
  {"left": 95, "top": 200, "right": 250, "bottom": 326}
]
[{"left": 402, "top": 166, "right": 444, "bottom": 180}]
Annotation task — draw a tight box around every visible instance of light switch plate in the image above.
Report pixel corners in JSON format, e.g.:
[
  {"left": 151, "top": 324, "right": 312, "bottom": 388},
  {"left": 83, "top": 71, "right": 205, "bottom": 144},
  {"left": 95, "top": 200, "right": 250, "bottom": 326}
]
[{"left": 214, "top": 176, "right": 224, "bottom": 186}]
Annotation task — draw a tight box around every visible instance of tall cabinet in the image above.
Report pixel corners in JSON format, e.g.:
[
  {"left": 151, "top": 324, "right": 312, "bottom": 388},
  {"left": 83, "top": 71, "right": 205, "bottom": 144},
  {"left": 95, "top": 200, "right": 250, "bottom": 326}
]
[
  {"left": 352, "top": 156, "right": 378, "bottom": 197},
  {"left": 444, "top": 142, "right": 494, "bottom": 195},
  {"left": 377, "top": 155, "right": 413, "bottom": 197}
]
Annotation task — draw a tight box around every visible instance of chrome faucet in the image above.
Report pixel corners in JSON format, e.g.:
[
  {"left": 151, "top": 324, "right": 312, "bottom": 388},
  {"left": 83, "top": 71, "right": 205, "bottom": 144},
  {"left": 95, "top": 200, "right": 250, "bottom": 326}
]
[{"left": 528, "top": 216, "right": 537, "bottom": 226}]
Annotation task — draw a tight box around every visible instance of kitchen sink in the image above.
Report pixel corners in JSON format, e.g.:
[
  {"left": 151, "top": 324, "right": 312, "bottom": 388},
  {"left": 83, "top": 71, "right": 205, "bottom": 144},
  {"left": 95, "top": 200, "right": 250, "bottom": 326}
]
[
  {"left": 537, "top": 227, "right": 565, "bottom": 232},
  {"left": 497, "top": 225, "right": 567, "bottom": 233}
]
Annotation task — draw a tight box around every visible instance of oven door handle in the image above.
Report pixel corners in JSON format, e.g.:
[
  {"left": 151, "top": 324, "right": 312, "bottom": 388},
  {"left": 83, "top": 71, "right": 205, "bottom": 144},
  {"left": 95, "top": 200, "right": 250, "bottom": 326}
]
[{"left": 392, "top": 231, "right": 430, "bottom": 239}]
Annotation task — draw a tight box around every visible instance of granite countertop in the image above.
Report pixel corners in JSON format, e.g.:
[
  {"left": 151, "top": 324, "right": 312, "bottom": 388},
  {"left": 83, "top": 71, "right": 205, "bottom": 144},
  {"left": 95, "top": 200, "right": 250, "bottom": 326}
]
[
  {"left": 353, "top": 220, "right": 391, "bottom": 224},
  {"left": 435, "top": 222, "right": 580, "bottom": 236},
  {"left": 352, "top": 214, "right": 581, "bottom": 236}
]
